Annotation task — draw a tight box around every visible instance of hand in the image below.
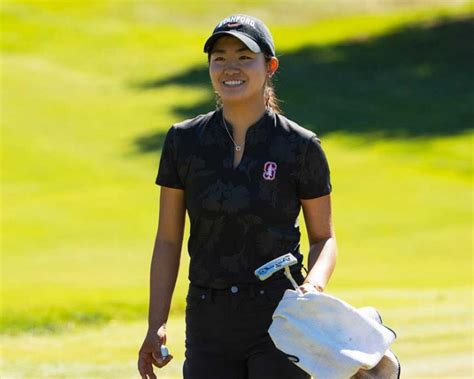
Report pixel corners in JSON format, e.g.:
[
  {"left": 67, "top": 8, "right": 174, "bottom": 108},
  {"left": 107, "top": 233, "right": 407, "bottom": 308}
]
[
  {"left": 298, "top": 282, "right": 324, "bottom": 294},
  {"left": 138, "top": 325, "right": 173, "bottom": 379}
]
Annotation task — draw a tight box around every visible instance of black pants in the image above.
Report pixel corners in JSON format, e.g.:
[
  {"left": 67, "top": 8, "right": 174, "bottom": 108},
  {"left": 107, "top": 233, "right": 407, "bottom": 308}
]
[{"left": 183, "top": 272, "right": 310, "bottom": 379}]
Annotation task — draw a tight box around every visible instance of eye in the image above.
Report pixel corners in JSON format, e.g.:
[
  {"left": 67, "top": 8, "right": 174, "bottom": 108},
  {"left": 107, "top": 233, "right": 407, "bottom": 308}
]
[
  {"left": 212, "top": 56, "right": 225, "bottom": 62},
  {"left": 239, "top": 55, "right": 252, "bottom": 60}
]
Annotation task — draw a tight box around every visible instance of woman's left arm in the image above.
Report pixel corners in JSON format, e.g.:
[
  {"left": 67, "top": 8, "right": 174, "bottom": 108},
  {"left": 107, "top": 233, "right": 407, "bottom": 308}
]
[{"left": 300, "top": 194, "right": 337, "bottom": 292}]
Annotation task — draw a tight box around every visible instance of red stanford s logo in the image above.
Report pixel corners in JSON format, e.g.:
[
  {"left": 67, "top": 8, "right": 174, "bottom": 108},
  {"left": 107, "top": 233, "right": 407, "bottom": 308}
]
[{"left": 262, "top": 161, "right": 278, "bottom": 181}]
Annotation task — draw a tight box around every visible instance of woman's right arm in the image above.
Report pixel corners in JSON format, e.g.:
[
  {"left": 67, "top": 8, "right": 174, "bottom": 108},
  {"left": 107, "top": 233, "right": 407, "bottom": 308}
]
[{"left": 138, "top": 186, "right": 186, "bottom": 379}]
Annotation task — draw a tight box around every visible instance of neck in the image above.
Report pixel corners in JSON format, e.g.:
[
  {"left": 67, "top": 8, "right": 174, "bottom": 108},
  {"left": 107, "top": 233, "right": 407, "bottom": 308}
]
[{"left": 222, "top": 98, "right": 267, "bottom": 132}]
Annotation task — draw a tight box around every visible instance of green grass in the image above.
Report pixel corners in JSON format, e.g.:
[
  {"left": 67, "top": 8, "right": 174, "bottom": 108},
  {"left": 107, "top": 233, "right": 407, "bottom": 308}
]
[
  {"left": 1, "top": 288, "right": 471, "bottom": 378},
  {"left": 1, "top": 0, "right": 473, "bottom": 377}
]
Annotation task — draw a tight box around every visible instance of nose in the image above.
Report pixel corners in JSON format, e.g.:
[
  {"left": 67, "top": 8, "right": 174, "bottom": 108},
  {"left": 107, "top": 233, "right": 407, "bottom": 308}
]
[{"left": 223, "top": 62, "right": 240, "bottom": 75}]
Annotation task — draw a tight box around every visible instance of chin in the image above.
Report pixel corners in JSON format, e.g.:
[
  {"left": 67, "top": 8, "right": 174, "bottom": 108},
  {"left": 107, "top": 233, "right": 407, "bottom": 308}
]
[
  {"left": 220, "top": 94, "right": 248, "bottom": 104},
  {"left": 219, "top": 91, "right": 260, "bottom": 105}
]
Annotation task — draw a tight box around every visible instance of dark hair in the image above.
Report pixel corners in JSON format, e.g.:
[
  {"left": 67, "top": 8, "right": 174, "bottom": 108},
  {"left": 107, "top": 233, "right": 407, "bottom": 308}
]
[
  {"left": 208, "top": 52, "right": 283, "bottom": 114},
  {"left": 263, "top": 54, "right": 282, "bottom": 114}
]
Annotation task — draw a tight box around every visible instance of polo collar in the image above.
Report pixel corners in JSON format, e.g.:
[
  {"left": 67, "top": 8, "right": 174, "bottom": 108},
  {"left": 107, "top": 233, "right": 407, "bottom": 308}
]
[{"left": 216, "top": 107, "right": 276, "bottom": 146}]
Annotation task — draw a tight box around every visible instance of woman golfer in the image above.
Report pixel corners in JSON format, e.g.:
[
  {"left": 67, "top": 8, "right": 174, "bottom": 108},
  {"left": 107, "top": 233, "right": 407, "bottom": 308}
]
[{"left": 138, "top": 14, "right": 337, "bottom": 379}]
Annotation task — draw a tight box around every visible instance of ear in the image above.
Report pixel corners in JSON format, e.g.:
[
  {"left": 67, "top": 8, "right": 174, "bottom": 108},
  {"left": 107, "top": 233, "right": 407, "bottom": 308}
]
[{"left": 267, "top": 57, "right": 279, "bottom": 77}]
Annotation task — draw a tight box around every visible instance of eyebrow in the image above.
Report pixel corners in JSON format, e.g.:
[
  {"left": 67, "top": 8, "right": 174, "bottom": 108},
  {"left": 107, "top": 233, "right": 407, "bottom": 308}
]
[{"left": 211, "top": 47, "right": 252, "bottom": 54}]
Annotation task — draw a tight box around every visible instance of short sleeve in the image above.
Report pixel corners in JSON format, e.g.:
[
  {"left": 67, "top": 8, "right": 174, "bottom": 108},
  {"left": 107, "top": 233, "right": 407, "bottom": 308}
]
[
  {"left": 155, "top": 126, "right": 185, "bottom": 189},
  {"left": 295, "top": 135, "right": 332, "bottom": 199}
]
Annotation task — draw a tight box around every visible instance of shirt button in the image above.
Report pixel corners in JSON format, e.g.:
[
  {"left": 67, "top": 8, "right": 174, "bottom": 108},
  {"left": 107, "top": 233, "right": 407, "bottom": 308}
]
[
  {"left": 259, "top": 290, "right": 265, "bottom": 295},
  {"left": 201, "top": 294, "right": 206, "bottom": 300},
  {"left": 230, "top": 286, "right": 239, "bottom": 294}
]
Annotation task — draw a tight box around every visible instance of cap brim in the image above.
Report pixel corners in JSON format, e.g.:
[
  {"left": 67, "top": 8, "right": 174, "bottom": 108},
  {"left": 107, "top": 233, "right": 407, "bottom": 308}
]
[{"left": 204, "top": 31, "right": 261, "bottom": 54}]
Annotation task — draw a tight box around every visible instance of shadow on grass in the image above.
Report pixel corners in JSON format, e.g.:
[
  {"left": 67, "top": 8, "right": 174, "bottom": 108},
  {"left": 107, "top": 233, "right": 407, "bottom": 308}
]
[
  {"left": 132, "top": 15, "right": 473, "bottom": 154},
  {"left": 0, "top": 303, "right": 146, "bottom": 335}
]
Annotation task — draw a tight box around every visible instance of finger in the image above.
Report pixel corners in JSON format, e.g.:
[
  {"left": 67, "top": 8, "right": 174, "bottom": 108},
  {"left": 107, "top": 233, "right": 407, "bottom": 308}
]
[
  {"left": 300, "top": 283, "right": 319, "bottom": 293},
  {"left": 138, "top": 354, "right": 157, "bottom": 379},
  {"left": 297, "top": 285, "right": 308, "bottom": 294},
  {"left": 137, "top": 357, "right": 149, "bottom": 373},
  {"left": 151, "top": 351, "right": 160, "bottom": 366},
  {"left": 138, "top": 360, "right": 155, "bottom": 379},
  {"left": 157, "top": 330, "right": 167, "bottom": 346},
  {"left": 154, "top": 354, "right": 174, "bottom": 368},
  {"left": 143, "top": 367, "right": 157, "bottom": 379},
  {"left": 161, "top": 354, "right": 173, "bottom": 367}
]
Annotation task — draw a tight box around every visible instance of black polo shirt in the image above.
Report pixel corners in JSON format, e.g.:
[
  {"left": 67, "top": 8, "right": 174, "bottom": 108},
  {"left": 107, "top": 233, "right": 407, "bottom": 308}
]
[{"left": 156, "top": 108, "right": 331, "bottom": 288}]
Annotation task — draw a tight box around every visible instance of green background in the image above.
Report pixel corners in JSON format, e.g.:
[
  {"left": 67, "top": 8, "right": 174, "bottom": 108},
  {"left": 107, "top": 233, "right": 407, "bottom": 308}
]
[{"left": 1, "top": 0, "right": 472, "bottom": 377}]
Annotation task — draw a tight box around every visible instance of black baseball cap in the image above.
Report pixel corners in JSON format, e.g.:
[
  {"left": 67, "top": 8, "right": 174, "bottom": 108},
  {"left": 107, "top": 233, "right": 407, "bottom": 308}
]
[{"left": 204, "top": 14, "right": 275, "bottom": 57}]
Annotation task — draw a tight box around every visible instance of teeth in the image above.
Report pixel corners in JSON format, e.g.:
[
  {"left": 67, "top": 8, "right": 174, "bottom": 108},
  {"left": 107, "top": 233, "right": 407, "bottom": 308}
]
[{"left": 223, "top": 80, "right": 244, "bottom": 87}]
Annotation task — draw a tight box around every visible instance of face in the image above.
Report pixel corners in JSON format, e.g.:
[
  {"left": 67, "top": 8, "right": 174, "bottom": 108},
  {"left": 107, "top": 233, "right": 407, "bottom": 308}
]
[{"left": 209, "top": 36, "right": 278, "bottom": 106}]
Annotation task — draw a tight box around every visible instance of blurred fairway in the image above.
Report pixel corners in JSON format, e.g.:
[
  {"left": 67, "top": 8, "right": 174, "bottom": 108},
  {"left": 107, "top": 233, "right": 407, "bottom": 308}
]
[{"left": 1, "top": 0, "right": 473, "bottom": 378}]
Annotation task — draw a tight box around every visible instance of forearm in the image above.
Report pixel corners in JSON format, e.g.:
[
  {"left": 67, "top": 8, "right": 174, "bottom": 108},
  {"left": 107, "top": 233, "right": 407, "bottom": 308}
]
[
  {"left": 147, "top": 237, "right": 182, "bottom": 333},
  {"left": 303, "top": 237, "right": 337, "bottom": 290}
]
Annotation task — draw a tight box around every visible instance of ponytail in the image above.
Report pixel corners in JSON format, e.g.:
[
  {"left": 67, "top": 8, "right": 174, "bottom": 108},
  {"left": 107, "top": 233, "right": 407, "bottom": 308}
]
[
  {"left": 264, "top": 75, "right": 282, "bottom": 114},
  {"left": 263, "top": 54, "right": 282, "bottom": 114}
]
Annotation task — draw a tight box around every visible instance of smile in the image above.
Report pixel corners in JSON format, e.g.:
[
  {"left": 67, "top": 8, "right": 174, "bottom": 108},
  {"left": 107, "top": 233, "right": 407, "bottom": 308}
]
[{"left": 223, "top": 80, "right": 245, "bottom": 87}]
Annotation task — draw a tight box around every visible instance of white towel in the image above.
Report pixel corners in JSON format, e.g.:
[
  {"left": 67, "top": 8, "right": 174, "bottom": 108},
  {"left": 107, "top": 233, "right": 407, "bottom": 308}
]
[
  {"left": 350, "top": 307, "right": 400, "bottom": 379},
  {"left": 269, "top": 289, "right": 398, "bottom": 379}
]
